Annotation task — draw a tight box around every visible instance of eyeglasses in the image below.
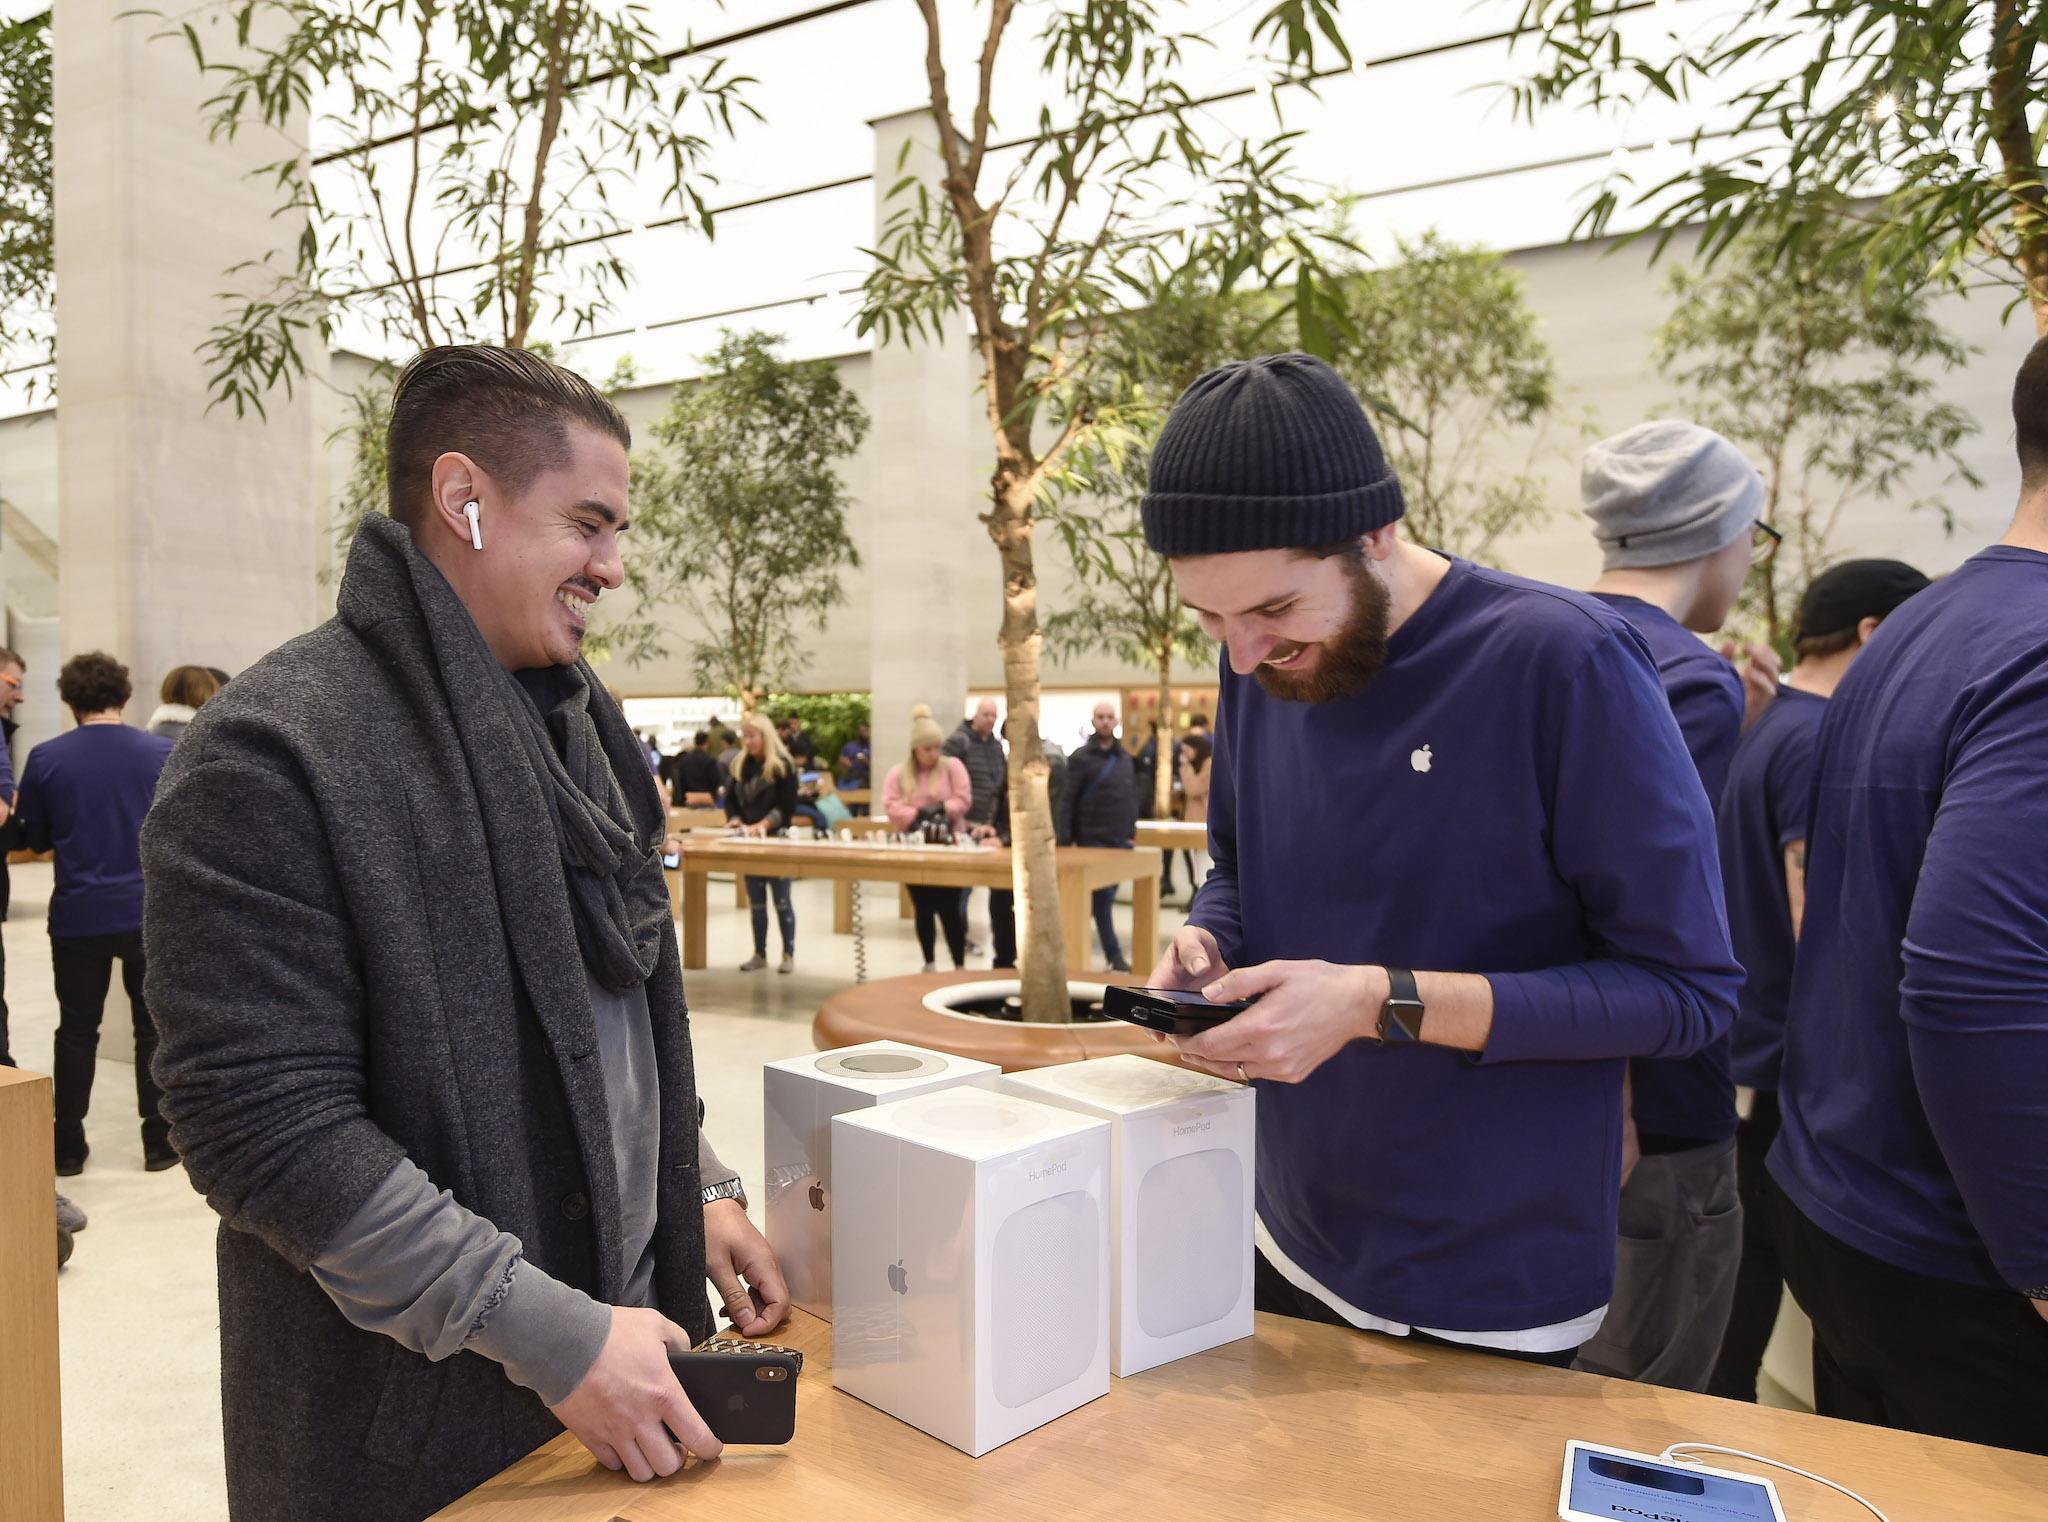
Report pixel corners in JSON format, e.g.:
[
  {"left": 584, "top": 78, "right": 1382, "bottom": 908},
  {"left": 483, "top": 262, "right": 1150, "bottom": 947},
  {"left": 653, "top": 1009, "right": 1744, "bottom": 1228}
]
[
  {"left": 0, "top": 672, "right": 19, "bottom": 690},
  {"left": 1751, "top": 520, "right": 1782, "bottom": 566}
]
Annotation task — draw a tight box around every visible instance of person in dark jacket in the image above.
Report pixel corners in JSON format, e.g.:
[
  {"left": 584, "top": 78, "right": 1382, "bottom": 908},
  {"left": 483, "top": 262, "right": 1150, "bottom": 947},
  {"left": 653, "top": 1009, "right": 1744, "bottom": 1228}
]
[
  {"left": 725, "top": 712, "right": 799, "bottom": 973},
  {"left": 663, "top": 731, "right": 725, "bottom": 804},
  {"left": 1066, "top": 700, "right": 1140, "bottom": 970},
  {"left": 975, "top": 736, "right": 1070, "bottom": 969},
  {"left": 145, "top": 346, "right": 788, "bottom": 1522},
  {"left": 945, "top": 697, "right": 1008, "bottom": 950}
]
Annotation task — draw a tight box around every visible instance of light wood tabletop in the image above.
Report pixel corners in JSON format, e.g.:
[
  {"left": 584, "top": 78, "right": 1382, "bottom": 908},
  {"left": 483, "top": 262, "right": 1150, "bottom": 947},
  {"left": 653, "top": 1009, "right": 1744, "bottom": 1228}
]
[
  {"left": 432, "top": 1307, "right": 2048, "bottom": 1521},
  {"left": 668, "top": 837, "right": 1160, "bottom": 976},
  {"left": 1135, "top": 820, "right": 1207, "bottom": 852}
]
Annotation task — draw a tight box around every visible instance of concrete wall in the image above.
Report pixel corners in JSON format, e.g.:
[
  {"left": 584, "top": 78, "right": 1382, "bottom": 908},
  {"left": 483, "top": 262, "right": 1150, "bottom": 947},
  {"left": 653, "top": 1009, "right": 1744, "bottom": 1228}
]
[{"left": 3, "top": 231, "right": 2034, "bottom": 705}]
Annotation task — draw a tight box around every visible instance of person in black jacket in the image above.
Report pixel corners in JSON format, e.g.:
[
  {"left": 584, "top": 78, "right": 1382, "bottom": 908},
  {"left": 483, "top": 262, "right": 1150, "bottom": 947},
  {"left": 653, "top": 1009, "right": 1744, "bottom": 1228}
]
[
  {"left": 975, "top": 736, "right": 1070, "bottom": 969},
  {"left": 1066, "top": 700, "right": 1139, "bottom": 970},
  {"left": 663, "top": 731, "right": 725, "bottom": 805},
  {"left": 725, "top": 713, "right": 799, "bottom": 973}
]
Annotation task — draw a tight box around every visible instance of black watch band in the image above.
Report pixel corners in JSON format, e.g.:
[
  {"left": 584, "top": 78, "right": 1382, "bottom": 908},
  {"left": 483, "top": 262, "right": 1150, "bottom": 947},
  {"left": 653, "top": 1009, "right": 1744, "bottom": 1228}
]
[{"left": 1375, "top": 967, "right": 1425, "bottom": 1046}]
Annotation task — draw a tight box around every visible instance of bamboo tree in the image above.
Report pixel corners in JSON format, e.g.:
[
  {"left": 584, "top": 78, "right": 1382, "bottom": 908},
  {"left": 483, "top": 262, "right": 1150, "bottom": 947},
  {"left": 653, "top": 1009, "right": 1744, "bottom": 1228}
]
[
  {"left": 628, "top": 330, "right": 868, "bottom": 691},
  {"left": 1508, "top": 1, "right": 2048, "bottom": 333},
  {"left": 1654, "top": 233, "right": 1981, "bottom": 649},
  {"left": 156, "top": 0, "right": 755, "bottom": 415},
  {"left": 857, "top": 0, "right": 1351, "bottom": 1022},
  {"left": 0, "top": 10, "right": 53, "bottom": 390}
]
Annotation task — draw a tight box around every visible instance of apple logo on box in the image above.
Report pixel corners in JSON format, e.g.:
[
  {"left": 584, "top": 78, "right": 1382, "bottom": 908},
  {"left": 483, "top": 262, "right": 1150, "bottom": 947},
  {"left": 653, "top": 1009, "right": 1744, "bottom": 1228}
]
[
  {"left": 1410, "top": 744, "right": 1433, "bottom": 774},
  {"left": 808, "top": 1180, "right": 826, "bottom": 1211},
  {"left": 888, "top": 1260, "right": 909, "bottom": 1295}
]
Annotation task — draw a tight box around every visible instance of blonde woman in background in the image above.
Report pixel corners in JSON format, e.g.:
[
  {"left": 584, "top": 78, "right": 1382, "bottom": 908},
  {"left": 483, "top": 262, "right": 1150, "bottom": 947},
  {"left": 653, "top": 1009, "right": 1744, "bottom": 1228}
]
[
  {"left": 882, "top": 704, "right": 973, "bottom": 972},
  {"left": 724, "top": 712, "right": 800, "bottom": 973},
  {"left": 147, "top": 665, "right": 222, "bottom": 742}
]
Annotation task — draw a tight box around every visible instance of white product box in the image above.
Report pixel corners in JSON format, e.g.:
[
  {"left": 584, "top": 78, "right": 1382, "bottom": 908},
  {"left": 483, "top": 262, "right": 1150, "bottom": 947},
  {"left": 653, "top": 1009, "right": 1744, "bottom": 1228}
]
[
  {"left": 831, "top": 1086, "right": 1112, "bottom": 1457},
  {"left": 1001, "top": 1055, "right": 1255, "bottom": 1377},
  {"left": 764, "top": 1041, "right": 999, "bottom": 1320}
]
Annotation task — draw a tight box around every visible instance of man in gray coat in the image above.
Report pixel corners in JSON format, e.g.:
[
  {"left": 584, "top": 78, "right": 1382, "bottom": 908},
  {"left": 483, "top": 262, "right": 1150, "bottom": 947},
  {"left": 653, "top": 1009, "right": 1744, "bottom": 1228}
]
[{"left": 145, "top": 346, "right": 789, "bottom": 1522}]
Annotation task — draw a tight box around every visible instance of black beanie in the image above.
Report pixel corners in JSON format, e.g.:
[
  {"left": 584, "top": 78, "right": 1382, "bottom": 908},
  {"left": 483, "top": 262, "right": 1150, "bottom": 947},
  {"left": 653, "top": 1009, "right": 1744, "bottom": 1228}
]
[
  {"left": 1140, "top": 353, "right": 1405, "bottom": 556},
  {"left": 1795, "top": 558, "right": 1931, "bottom": 642}
]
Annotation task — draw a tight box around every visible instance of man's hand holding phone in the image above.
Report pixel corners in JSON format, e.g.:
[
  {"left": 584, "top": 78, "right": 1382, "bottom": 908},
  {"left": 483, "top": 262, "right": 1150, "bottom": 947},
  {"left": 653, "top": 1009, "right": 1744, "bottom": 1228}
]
[
  {"left": 550, "top": 1306, "right": 721, "bottom": 1481},
  {"left": 1174, "top": 960, "right": 1392, "bottom": 1086}
]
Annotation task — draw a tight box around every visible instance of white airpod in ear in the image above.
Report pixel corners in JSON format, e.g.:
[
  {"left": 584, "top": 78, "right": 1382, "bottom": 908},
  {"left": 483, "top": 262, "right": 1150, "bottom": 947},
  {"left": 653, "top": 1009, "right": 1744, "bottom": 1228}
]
[{"left": 463, "top": 500, "right": 483, "bottom": 550}]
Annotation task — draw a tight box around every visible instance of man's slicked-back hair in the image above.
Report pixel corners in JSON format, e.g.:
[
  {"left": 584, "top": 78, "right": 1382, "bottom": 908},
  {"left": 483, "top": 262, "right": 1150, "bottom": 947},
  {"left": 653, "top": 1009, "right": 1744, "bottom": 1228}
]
[
  {"left": 385, "top": 345, "right": 632, "bottom": 531},
  {"left": 2014, "top": 336, "right": 2048, "bottom": 490}
]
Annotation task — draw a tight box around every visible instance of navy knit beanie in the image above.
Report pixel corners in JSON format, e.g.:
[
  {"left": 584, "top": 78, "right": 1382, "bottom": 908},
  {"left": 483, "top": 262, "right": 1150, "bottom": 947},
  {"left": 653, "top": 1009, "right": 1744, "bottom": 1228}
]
[{"left": 1140, "top": 353, "right": 1404, "bottom": 556}]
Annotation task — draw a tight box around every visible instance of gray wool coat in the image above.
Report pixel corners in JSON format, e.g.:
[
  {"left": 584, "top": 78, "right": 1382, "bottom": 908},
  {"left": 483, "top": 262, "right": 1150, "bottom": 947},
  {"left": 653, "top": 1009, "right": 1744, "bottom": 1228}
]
[{"left": 143, "top": 527, "right": 712, "bottom": 1522}]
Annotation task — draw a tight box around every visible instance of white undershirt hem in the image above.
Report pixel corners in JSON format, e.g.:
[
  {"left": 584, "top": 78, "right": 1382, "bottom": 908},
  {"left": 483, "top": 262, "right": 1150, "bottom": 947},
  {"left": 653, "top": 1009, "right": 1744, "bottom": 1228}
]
[{"left": 1254, "top": 1217, "right": 1608, "bottom": 1356}]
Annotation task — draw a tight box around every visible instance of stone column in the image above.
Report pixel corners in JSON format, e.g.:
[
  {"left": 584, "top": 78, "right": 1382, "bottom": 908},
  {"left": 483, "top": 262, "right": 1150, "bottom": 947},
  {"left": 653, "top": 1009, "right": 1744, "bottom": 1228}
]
[
  {"left": 865, "top": 108, "right": 980, "bottom": 747},
  {"left": 53, "top": 1, "right": 318, "bottom": 709}
]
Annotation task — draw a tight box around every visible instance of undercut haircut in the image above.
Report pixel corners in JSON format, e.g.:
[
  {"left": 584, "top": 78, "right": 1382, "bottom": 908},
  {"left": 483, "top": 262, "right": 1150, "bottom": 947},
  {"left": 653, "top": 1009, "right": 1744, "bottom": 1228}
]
[
  {"left": 59, "top": 651, "right": 132, "bottom": 714},
  {"left": 385, "top": 345, "right": 632, "bottom": 532},
  {"left": 2014, "top": 335, "right": 2048, "bottom": 490}
]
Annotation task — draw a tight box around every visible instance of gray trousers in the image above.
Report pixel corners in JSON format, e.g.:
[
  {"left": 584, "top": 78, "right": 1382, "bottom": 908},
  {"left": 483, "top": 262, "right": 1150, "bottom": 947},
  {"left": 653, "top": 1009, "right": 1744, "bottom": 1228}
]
[{"left": 1575, "top": 1137, "right": 1742, "bottom": 1391}]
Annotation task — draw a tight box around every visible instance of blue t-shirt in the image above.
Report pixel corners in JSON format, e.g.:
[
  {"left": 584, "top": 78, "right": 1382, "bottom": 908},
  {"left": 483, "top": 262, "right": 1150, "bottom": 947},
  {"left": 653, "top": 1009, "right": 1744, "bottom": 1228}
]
[
  {"left": 1593, "top": 594, "right": 1745, "bottom": 1145},
  {"left": 1770, "top": 546, "right": 2048, "bottom": 1294},
  {"left": 1716, "top": 687, "right": 1825, "bottom": 1091},
  {"left": 1189, "top": 558, "right": 1739, "bottom": 1333},
  {"left": 15, "top": 723, "right": 176, "bottom": 939}
]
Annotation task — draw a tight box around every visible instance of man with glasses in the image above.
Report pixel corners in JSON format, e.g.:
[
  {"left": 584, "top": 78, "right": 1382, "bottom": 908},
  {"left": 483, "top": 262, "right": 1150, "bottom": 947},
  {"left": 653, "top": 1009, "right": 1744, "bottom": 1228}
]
[{"left": 1575, "top": 419, "right": 1778, "bottom": 1390}]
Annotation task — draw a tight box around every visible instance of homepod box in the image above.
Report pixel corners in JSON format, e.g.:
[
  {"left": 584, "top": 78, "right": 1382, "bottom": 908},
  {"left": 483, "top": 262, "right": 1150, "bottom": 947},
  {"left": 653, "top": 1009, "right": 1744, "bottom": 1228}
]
[
  {"left": 764, "top": 1041, "right": 998, "bottom": 1319},
  {"left": 831, "top": 1086, "right": 1111, "bottom": 1457},
  {"left": 1002, "top": 1055, "right": 1254, "bottom": 1376}
]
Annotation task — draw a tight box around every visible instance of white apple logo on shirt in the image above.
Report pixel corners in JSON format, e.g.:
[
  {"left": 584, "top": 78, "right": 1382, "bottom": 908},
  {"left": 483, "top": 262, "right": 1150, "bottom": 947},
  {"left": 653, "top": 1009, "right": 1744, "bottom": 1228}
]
[{"left": 1410, "top": 744, "right": 1433, "bottom": 774}]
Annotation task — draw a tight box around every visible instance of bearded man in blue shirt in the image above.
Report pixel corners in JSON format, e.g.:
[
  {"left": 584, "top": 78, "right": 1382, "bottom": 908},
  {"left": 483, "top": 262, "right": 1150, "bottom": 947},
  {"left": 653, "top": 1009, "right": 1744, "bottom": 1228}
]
[{"left": 1143, "top": 354, "right": 1741, "bottom": 1365}]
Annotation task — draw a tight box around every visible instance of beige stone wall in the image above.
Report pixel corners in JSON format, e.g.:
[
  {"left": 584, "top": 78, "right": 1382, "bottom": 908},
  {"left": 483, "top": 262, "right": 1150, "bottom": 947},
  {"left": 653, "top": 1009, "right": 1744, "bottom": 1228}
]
[{"left": 5, "top": 232, "right": 2034, "bottom": 705}]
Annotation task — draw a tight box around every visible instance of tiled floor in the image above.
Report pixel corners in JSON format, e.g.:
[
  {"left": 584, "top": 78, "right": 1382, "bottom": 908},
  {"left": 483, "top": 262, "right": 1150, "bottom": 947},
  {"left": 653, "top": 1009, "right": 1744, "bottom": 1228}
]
[{"left": 10, "top": 861, "right": 1172, "bottom": 1522}]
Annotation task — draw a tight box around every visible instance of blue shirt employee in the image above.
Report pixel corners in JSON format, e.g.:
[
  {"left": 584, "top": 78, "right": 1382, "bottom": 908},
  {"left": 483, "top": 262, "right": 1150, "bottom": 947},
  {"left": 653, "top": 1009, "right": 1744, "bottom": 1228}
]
[
  {"left": 1138, "top": 354, "right": 1739, "bottom": 1362},
  {"left": 1767, "top": 341, "right": 2048, "bottom": 1454}
]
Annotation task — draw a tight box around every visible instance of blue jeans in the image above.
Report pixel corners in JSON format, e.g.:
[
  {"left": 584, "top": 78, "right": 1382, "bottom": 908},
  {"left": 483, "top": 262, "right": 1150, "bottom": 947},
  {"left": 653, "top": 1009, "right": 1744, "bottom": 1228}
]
[
  {"left": 746, "top": 876, "right": 795, "bottom": 956},
  {"left": 1092, "top": 886, "right": 1125, "bottom": 969}
]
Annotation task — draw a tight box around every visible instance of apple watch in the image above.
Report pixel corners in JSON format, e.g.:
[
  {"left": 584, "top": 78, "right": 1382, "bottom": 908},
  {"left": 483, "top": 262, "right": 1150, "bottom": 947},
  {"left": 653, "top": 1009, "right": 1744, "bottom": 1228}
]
[
  {"left": 1373, "top": 967, "right": 1425, "bottom": 1046},
  {"left": 703, "top": 1177, "right": 748, "bottom": 1209}
]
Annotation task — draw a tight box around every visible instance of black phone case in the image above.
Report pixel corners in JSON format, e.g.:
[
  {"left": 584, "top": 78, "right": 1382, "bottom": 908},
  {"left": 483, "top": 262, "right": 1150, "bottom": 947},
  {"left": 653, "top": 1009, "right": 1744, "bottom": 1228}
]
[
  {"left": 1102, "top": 984, "right": 1248, "bottom": 1036},
  {"left": 670, "top": 1342, "right": 801, "bottom": 1445}
]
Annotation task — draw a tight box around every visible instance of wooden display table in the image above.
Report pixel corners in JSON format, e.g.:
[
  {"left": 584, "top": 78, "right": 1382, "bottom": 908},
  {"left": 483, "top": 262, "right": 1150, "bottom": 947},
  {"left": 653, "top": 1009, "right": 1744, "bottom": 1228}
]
[
  {"left": 671, "top": 837, "right": 1159, "bottom": 975},
  {"left": 434, "top": 1307, "right": 2047, "bottom": 1521},
  {"left": 0, "top": 1066, "right": 63, "bottom": 1522},
  {"left": 1135, "top": 820, "right": 1206, "bottom": 853}
]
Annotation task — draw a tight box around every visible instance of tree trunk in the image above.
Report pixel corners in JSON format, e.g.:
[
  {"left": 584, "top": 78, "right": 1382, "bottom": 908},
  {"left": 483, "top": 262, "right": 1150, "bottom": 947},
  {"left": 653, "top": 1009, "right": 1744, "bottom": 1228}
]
[
  {"left": 508, "top": 0, "right": 574, "bottom": 348},
  {"left": 1989, "top": 0, "right": 2048, "bottom": 335},
  {"left": 1154, "top": 644, "right": 1174, "bottom": 820},
  {"left": 992, "top": 477, "right": 1068, "bottom": 1024}
]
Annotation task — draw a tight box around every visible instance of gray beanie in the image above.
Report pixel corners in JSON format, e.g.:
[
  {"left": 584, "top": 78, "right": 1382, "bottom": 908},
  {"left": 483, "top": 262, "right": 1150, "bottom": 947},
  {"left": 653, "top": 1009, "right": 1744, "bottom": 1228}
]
[{"left": 1581, "top": 420, "right": 1765, "bottom": 571}]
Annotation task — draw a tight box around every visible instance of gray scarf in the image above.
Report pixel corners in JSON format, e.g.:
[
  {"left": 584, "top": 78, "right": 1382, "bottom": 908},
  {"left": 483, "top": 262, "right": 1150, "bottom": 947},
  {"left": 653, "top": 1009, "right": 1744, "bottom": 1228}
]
[{"left": 356, "top": 515, "right": 671, "bottom": 990}]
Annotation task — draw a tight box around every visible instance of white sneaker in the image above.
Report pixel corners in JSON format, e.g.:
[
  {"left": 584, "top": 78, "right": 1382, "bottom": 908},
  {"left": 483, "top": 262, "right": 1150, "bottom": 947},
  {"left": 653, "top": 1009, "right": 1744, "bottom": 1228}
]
[
  {"left": 778, "top": 955, "right": 795, "bottom": 975},
  {"left": 966, "top": 938, "right": 986, "bottom": 957},
  {"left": 921, "top": 961, "right": 936, "bottom": 974},
  {"left": 739, "top": 954, "right": 767, "bottom": 972}
]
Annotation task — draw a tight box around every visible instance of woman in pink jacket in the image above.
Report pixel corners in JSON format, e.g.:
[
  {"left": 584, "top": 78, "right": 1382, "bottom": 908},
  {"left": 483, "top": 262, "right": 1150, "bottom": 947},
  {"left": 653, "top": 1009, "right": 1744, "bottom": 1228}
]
[{"left": 882, "top": 704, "right": 974, "bottom": 971}]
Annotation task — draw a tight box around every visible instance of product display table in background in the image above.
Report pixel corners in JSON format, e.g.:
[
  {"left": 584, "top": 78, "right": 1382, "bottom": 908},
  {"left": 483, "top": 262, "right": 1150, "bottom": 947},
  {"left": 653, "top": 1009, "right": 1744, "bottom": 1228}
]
[
  {"left": 433, "top": 1308, "right": 2048, "bottom": 1521},
  {"left": 1134, "top": 820, "right": 1206, "bottom": 856},
  {"left": 669, "top": 837, "right": 1160, "bottom": 976}
]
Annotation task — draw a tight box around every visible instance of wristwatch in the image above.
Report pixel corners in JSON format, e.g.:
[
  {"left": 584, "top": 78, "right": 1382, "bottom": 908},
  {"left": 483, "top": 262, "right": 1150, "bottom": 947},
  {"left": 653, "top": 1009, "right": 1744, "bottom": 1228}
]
[
  {"left": 702, "top": 1177, "right": 748, "bottom": 1209},
  {"left": 1372, "top": 967, "right": 1425, "bottom": 1046}
]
